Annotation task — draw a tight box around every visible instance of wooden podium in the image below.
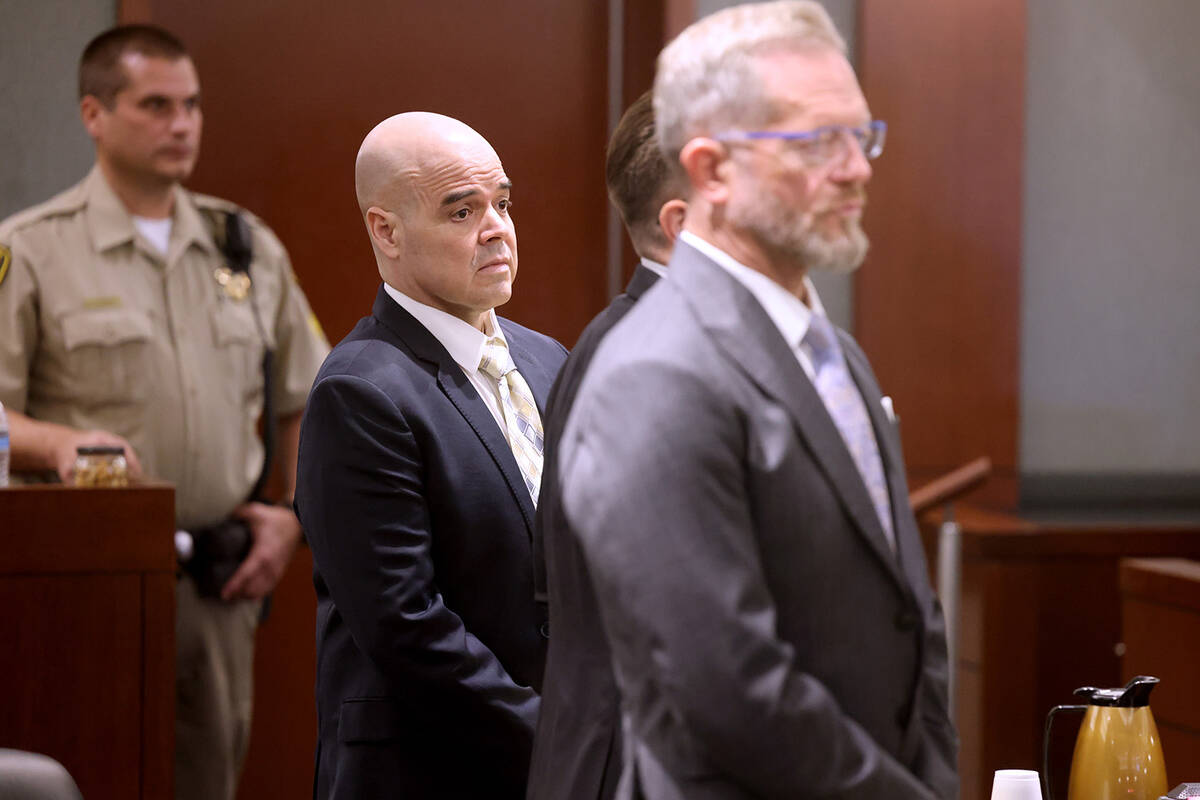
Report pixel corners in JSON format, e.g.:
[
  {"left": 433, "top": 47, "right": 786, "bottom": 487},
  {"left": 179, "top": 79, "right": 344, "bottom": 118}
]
[{"left": 0, "top": 484, "right": 176, "bottom": 799}]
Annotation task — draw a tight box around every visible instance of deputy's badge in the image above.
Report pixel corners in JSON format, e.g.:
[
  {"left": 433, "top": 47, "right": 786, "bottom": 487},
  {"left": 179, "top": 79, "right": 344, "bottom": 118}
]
[
  {"left": 213, "top": 266, "right": 251, "bottom": 301},
  {"left": 0, "top": 244, "right": 11, "bottom": 289}
]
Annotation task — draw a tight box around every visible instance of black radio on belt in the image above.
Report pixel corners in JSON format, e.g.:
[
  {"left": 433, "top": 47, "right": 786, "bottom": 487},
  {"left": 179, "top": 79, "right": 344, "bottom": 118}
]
[{"left": 183, "top": 518, "right": 254, "bottom": 598}]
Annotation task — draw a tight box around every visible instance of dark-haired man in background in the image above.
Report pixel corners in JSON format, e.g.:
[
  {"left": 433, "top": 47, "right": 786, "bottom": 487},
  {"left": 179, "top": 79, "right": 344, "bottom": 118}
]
[
  {"left": 528, "top": 90, "right": 687, "bottom": 800},
  {"left": 0, "top": 25, "right": 328, "bottom": 800}
]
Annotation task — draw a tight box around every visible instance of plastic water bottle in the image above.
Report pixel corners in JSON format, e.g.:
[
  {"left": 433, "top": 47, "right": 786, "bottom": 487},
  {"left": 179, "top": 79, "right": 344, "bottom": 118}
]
[{"left": 0, "top": 400, "right": 9, "bottom": 488}]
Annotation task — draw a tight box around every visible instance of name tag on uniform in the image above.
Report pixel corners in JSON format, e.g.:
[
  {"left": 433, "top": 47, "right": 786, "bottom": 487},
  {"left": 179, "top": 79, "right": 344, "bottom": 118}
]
[{"left": 82, "top": 296, "right": 123, "bottom": 310}]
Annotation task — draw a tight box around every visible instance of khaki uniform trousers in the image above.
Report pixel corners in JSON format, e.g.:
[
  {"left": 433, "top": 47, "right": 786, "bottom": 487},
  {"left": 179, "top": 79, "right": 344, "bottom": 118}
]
[{"left": 175, "top": 575, "right": 260, "bottom": 800}]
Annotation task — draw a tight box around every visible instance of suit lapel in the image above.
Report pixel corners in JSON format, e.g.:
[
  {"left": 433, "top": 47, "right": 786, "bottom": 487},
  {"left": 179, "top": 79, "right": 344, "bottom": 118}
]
[
  {"left": 669, "top": 245, "right": 908, "bottom": 589},
  {"left": 501, "top": 319, "right": 556, "bottom": 417},
  {"left": 838, "top": 334, "right": 924, "bottom": 587},
  {"left": 624, "top": 264, "right": 660, "bottom": 302},
  {"left": 370, "top": 286, "right": 537, "bottom": 537}
]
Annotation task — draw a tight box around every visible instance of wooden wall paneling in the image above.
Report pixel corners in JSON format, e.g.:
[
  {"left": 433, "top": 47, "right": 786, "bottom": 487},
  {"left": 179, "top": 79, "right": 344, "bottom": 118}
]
[
  {"left": 617, "top": 0, "right": 668, "bottom": 286},
  {"left": 857, "top": 0, "right": 1026, "bottom": 508},
  {"left": 621, "top": 0, "right": 666, "bottom": 115},
  {"left": 124, "top": 0, "right": 613, "bottom": 347},
  {"left": 235, "top": 548, "right": 318, "bottom": 800},
  {"left": 663, "top": 0, "right": 696, "bottom": 41}
]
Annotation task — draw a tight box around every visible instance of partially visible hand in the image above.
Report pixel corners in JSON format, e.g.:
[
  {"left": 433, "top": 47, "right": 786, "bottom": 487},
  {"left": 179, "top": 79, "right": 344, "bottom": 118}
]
[
  {"left": 51, "top": 428, "right": 143, "bottom": 483},
  {"left": 220, "top": 502, "right": 302, "bottom": 601}
]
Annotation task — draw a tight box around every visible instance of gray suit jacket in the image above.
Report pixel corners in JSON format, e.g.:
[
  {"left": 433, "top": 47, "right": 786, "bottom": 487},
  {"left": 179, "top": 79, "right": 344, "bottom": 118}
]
[{"left": 559, "top": 240, "right": 958, "bottom": 799}]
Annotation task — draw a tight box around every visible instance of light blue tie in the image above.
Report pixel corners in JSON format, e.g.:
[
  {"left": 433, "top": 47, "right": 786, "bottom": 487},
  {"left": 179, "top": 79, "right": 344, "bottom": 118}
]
[{"left": 803, "top": 314, "right": 896, "bottom": 552}]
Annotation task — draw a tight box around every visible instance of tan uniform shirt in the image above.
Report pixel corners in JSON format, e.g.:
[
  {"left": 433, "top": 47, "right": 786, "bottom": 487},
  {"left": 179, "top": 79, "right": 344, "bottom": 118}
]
[{"left": 0, "top": 166, "right": 329, "bottom": 530}]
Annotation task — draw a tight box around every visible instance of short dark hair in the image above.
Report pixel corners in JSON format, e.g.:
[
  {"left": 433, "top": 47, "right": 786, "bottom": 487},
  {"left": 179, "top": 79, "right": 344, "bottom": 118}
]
[
  {"left": 605, "top": 91, "right": 681, "bottom": 240},
  {"left": 79, "top": 25, "right": 190, "bottom": 108}
]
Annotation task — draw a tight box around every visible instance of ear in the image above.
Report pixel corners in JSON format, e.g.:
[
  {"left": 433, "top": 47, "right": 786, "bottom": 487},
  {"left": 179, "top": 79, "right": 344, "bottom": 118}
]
[
  {"left": 366, "top": 206, "right": 402, "bottom": 259},
  {"left": 678, "top": 137, "right": 732, "bottom": 206},
  {"left": 80, "top": 95, "right": 105, "bottom": 140},
  {"left": 657, "top": 198, "right": 688, "bottom": 244}
]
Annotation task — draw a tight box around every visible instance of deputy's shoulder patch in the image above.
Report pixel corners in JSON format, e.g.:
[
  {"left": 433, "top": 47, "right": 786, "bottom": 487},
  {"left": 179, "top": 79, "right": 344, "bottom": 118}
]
[{"left": 0, "top": 244, "right": 11, "bottom": 288}]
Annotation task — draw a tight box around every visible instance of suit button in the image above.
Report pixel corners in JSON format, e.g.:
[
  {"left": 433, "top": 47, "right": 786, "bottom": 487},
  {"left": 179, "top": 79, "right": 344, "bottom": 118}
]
[
  {"left": 539, "top": 622, "right": 550, "bottom": 639},
  {"left": 894, "top": 610, "right": 918, "bottom": 631}
]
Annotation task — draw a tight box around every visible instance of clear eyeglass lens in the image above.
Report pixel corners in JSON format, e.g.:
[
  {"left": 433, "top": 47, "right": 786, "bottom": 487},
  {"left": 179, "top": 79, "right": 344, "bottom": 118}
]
[
  {"left": 800, "top": 125, "right": 884, "bottom": 164},
  {"left": 846, "top": 125, "right": 884, "bottom": 160},
  {"left": 863, "top": 124, "right": 886, "bottom": 159}
]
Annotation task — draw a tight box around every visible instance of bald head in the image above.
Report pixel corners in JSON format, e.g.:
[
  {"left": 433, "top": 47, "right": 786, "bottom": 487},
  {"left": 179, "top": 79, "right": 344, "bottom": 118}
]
[
  {"left": 355, "top": 112, "right": 518, "bottom": 330},
  {"left": 355, "top": 112, "right": 499, "bottom": 215}
]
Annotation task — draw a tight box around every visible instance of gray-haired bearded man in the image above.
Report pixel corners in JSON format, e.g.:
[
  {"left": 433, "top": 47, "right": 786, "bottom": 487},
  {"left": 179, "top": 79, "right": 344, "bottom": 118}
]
[{"left": 558, "top": 3, "right": 958, "bottom": 797}]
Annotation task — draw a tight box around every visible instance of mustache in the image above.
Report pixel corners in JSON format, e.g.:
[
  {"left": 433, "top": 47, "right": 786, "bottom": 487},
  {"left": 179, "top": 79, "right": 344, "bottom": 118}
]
[
  {"left": 474, "top": 246, "right": 513, "bottom": 267},
  {"left": 831, "top": 190, "right": 866, "bottom": 207}
]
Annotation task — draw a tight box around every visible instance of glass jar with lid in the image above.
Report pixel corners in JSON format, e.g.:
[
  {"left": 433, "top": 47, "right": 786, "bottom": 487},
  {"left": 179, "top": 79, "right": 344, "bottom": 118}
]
[{"left": 74, "top": 446, "right": 130, "bottom": 488}]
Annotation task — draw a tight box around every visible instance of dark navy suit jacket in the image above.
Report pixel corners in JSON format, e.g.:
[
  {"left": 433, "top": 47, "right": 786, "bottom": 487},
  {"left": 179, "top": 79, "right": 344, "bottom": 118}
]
[
  {"left": 528, "top": 264, "right": 660, "bottom": 800},
  {"left": 297, "top": 285, "right": 567, "bottom": 800}
]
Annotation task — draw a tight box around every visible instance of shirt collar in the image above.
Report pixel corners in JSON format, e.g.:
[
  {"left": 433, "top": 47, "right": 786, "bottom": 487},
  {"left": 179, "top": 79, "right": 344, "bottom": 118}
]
[
  {"left": 382, "top": 282, "right": 504, "bottom": 372},
  {"left": 83, "top": 165, "right": 218, "bottom": 260},
  {"left": 679, "top": 230, "right": 825, "bottom": 351},
  {"left": 638, "top": 256, "right": 668, "bottom": 278},
  {"left": 83, "top": 166, "right": 137, "bottom": 253},
  {"left": 170, "top": 185, "right": 220, "bottom": 259}
]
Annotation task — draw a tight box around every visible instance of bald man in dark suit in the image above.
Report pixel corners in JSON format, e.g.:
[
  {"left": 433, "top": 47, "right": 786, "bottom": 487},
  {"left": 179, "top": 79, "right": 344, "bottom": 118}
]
[{"left": 297, "top": 113, "right": 567, "bottom": 800}]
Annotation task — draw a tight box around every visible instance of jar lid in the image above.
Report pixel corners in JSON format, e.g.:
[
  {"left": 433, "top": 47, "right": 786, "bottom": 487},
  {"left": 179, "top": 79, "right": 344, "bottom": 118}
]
[{"left": 77, "top": 445, "right": 126, "bottom": 456}]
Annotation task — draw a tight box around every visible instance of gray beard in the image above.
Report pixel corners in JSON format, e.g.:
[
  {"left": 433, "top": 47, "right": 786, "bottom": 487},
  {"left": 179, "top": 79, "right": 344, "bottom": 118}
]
[
  {"left": 729, "top": 192, "right": 870, "bottom": 275},
  {"left": 794, "top": 216, "right": 869, "bottom": 275}
]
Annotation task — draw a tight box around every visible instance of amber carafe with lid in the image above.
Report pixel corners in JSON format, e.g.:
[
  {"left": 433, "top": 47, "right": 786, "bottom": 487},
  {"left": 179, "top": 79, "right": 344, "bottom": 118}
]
[{"left": 1044, "top": 675, "right": 1168, "bottom": 800}]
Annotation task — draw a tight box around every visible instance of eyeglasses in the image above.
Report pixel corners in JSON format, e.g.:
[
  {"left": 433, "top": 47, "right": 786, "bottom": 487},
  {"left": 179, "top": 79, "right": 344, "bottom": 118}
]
[{"left": 715, "top": 120, "right": 887, "bottom": 165}]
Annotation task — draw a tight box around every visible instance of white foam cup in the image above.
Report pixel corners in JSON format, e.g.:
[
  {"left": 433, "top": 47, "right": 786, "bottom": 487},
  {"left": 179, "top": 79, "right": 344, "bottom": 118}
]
[{"left": 990, "top": 769, "right": 1043, "bottom": 800}]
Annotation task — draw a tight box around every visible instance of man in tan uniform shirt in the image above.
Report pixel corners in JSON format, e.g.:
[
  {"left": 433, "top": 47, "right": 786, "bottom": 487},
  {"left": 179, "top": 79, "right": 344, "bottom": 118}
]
[{"left": 0, "top": 25, "right": 328, "bottom": 800}]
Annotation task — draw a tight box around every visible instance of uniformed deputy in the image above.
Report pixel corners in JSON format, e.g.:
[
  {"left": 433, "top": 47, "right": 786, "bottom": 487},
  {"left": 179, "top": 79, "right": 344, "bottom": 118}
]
[{"left": 0, "top": 25, "right": 329, "bottom": 800}]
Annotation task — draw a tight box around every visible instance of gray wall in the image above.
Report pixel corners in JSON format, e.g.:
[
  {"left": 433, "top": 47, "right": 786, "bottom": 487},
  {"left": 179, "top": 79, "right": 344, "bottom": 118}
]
[
  {"left": 694, "top": 0, "right": 859, "bottom": 332},
  {"left": 0, "top": 0, "right": 114, "bottom": 220},
  {"left": 1020, "top": 0, "right": 1200, "bottom": 477}
]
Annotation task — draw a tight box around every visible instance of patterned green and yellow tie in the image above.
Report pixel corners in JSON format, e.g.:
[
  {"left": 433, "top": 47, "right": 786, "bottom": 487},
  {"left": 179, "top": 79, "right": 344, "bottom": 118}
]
[{"left": 479, "top": 337, "right": 544, "bottom": 505}]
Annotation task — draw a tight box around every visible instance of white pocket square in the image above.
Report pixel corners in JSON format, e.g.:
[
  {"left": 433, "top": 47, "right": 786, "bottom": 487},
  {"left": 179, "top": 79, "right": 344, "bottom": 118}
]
[{"left": 881, "top": 396, "right": 896, "bottom": 423}]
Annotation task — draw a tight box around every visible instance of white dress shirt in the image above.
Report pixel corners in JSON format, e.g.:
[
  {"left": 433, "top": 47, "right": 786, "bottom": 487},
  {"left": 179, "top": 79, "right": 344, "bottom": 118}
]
[
  {"left": 132, "top": 216, "right": 173, "bottom": 255},
  {"left": 382, "top": 283, "right": 512, "bottom": 442}
]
